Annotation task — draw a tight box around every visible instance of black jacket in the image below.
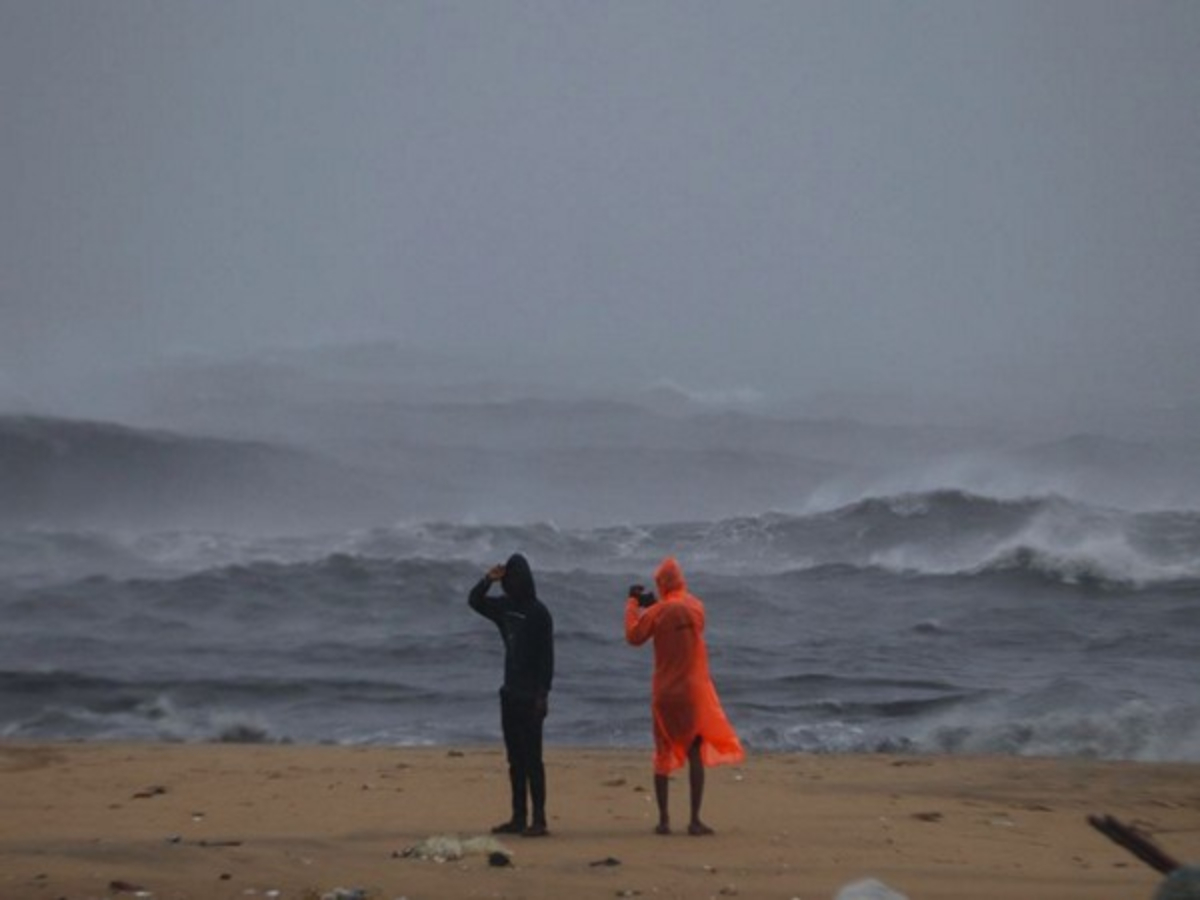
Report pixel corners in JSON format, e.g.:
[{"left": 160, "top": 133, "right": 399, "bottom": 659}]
[{"left": 468, "top": 553, "right": 554, "bottom": 702}]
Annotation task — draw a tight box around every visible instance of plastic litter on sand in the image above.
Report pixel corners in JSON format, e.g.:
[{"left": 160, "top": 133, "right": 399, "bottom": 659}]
[
  {"left": 399, "top": 834, "right": 512, "bottom": 863},
  {"left": 834, "top": 878, "right": 909, "bottom": 900}
]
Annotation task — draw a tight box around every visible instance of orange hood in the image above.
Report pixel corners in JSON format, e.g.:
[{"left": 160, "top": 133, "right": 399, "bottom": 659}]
[{"left": 654, "top": 556, "right": 687, "bottom": 598}]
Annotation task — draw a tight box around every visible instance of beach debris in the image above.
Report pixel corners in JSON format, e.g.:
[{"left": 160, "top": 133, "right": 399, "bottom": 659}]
[
  {"left": 833, "top": 878, "right": 909, "bottom": 900},
  {"left": 1154, "top": 867, "right": 1200, "bottom": 900},
  {"left": 912, "top": 811, "right": 943, "bottom": 823},
  {"left": 398, "top": 834, "right": 512, "bottom": 863},
  {"left": 108, "top": 879, "right": 147, "bottom": 894},
  {"left": 590, "top": 856, "right": 622, "bottom": 867},
  {"left": 132, "top": 785, "right": 167, "bottom": 799},
  {"left": 615, "top": 891, "right": 641, "bottom": 898},
  {"left": 488, "top": 850, "right": 512, "bottom": 867},
  {"left": 199, "top": 839, "right": 244, "bottom": 847},
  {"left": 603, "top": 777, "right": 627, "bottom": 787},
  {"left": 321, "top": 889, "right": 368, "bottom": 900},
  {"left": 1087, "top": 813, "right": 1200, "bottom": 900},
  {"left": 1088, "top": 814, "right": 1181, "bottom": 873}
]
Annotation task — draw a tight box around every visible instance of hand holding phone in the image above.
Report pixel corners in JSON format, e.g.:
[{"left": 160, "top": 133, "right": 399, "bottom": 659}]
[{"left": 629, "top": 584, "right": 657, "bottom": 607}]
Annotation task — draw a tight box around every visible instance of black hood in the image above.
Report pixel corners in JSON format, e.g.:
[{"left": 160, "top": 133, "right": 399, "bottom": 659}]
[{"left": 501, "top": 553, "right": 537, "bottom": 603}]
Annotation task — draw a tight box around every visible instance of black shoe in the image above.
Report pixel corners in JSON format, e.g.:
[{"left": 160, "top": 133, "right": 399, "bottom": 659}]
[
  {"left": 521, "top": 822, "right": 549, "bottom": 838},
  {"left": 491, "top": 820, "right": 526, "bottom": 835}
]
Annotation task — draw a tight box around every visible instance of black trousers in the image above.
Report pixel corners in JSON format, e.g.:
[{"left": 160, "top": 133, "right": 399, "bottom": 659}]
[{"left": 500, "top": 690, "right": 546, "bottom": 825}]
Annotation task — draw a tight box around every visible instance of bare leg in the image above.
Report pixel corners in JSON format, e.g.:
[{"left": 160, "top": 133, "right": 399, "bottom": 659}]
[
  {"left": 687, "top": 738, "right": 713, "bottom": 836},
  {"left": 653, "top": 774, "right": 671, "bottom": 834}
]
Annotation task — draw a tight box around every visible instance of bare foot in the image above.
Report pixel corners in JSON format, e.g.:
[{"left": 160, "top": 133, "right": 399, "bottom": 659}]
[
  {"left": 655, "top": 822, "right": 671, "bottom": 835},
  {"left": 688, "top": 821, "right": 714, "bottom": 836}
]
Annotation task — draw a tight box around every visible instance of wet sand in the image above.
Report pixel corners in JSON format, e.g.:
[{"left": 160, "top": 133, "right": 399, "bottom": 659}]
[{"left": 1, "top": 742, "right": 1197, "bottom": 899}]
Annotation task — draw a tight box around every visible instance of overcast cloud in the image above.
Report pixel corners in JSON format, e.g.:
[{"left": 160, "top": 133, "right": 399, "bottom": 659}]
[{"left": 2, "top": 1, "right": 1198, "bottom": 411}]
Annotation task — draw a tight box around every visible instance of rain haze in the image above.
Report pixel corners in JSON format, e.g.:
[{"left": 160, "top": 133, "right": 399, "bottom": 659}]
[
  {"left": 3, "top": 2, "right": 1200, "bottom": 767},
  {"left": 3, "top": 1, "right": 1198, "bottom": 412},
  {"left": 2, "top": 0, "right": 1200, "bottom": 528}
]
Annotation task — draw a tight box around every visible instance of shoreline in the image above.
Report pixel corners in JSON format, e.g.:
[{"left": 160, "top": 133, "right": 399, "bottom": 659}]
[{"left": 2, "top": 741, "right": 1197, "bottom": 900}]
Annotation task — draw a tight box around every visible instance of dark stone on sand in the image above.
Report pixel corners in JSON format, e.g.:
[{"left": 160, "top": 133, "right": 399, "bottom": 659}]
[
  {"left": 1155, "top": 866, "right": 1200, "bottom": 900},
  {"left": 590, "top": 856, "right": 622, "bottom": 867},
  {"left": 488, "top": 851, "right": 512, "bottom": 867}
]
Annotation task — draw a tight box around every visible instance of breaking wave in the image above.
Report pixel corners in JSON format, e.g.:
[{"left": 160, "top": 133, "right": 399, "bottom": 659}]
[
  {"left": 3, "top": 490, "right": 1198, "bottom": 589},
  {"left": 2, "top": 489, "right": 1197, "bottom": 759}
]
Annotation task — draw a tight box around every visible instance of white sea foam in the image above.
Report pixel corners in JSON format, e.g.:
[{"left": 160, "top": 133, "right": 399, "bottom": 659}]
[{"left": 917, "top": 698, "right": 1200, "bottom": 762}]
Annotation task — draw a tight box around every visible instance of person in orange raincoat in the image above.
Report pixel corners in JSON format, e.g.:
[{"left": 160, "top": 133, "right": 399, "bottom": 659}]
[{"left": 625, "top": 556, "right": 744, "bottom": 835}]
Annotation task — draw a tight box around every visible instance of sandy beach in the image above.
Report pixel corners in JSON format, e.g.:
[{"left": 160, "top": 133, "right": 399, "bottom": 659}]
[{"left": 1, "top": 742, "right": 1197, "bottom": 900}]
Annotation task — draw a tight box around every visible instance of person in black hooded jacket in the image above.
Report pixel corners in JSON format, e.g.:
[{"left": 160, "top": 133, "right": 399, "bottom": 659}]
[{"left": 468, "top": 552, "right": 554, "bottom": 836}]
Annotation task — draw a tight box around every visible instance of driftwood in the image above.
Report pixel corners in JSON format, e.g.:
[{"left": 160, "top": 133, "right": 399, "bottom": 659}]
[{"left": 1088, "top": 813, "right": 1181, "bottom": 875}]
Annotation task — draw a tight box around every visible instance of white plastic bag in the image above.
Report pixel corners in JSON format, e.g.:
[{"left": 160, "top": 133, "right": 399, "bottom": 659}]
[{"left": 834, "top": 877, "right": 909, "bottom": 900}]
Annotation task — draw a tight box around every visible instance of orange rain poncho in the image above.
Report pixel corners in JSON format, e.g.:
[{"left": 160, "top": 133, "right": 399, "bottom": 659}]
[{"left": 625, "top": 557, "right": 745, "bottom": 776}]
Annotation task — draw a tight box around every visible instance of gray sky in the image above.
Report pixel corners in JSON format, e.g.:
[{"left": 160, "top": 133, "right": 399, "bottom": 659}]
[{"left": 3, "top": 0, "right": 1198, "bottom": 408}]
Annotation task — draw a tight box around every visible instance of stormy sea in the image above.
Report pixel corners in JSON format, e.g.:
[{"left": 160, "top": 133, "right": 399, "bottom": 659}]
[{"left": 2, "top": 347, "right": 1198, "bottom": 761}]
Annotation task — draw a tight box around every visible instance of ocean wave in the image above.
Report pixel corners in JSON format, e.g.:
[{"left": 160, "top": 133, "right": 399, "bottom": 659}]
[
  {"left": 5, "top": 488, "right": 1199, "bottom": 590},
  {"left": 804, "top": 492, "right": 1200, "bottom": 586},
  {"left": 0, "top": 669, "right": 450, "bottom": 704},
  {"left": 675, "top": 491, "right": 1200, "bottom": 586},
  {"left": 0, "top": 694, "right": 286, "bottom": 745},
  {"left": 0, "top": 671, "right": 281, "bottom": 743},
  {"left": 970, "top": 545, "right": 1197, "bottom": 588},
  {"left": 0, "top": 669, "right": 484, "bottom": 744},
  {"left": 919, "top": 698, "right": 1200, "bottom": 762},
  {"left": 736, "top": 694, "right": 1200, "bottom": 762}
]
